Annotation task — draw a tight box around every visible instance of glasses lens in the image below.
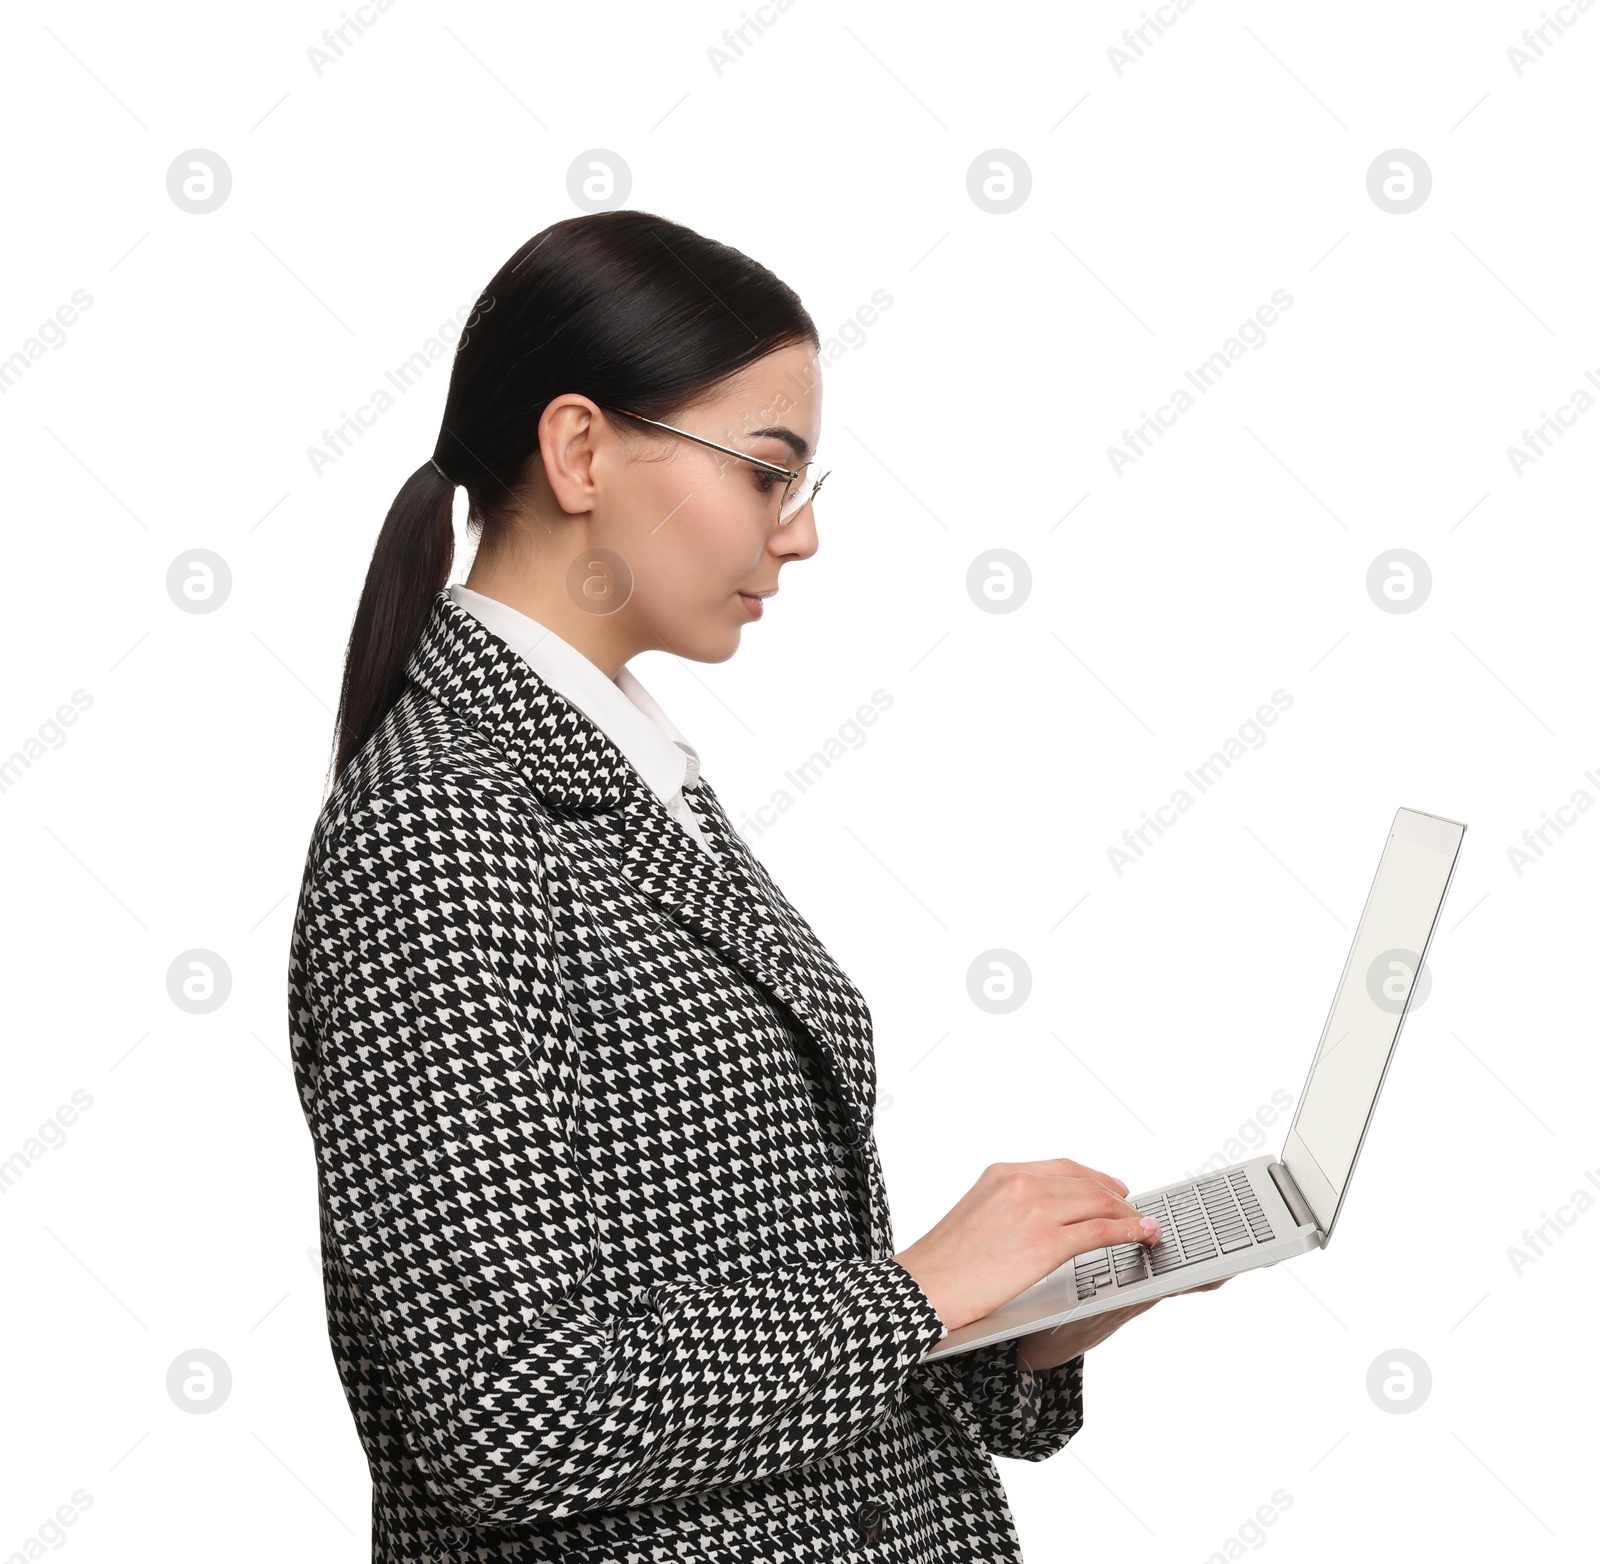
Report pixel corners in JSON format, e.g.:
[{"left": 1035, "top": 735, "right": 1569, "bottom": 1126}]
[{"left": 778, "top": 462, "right": 821, "bottom": 523}]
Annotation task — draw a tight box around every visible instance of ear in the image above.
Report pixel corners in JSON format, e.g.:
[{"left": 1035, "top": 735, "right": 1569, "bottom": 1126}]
[{"left": 536, "top": 396, "right": 606, "bottom": 516}]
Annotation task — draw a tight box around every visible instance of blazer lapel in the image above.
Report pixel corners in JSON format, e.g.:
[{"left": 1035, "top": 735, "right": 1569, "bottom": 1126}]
[
  {"left": 401, "top": 589, "right": 879, "bottom": 1145},
  {"left": 554, "top": 747, "right": 880, "bottom": 1145}
]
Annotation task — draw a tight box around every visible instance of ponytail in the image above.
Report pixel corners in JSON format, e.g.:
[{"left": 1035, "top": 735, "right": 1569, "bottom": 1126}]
[{"left": 329, "top": 461, "right": 456, "bottom": 785}]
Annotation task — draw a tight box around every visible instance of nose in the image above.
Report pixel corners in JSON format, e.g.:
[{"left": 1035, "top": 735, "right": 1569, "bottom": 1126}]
[{"left": 771, "top": 499, "right": 820, "bottom": 563}]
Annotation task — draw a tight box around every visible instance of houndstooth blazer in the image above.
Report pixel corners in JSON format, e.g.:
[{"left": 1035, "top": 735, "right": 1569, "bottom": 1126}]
[{"left": 287, "top": 587, "right": 1086, "bottom": 1564}]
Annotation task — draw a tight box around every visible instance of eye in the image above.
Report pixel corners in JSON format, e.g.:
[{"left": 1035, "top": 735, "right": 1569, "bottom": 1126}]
[{"left": 753, "top": 468, "right": 785, "bottom": 492}]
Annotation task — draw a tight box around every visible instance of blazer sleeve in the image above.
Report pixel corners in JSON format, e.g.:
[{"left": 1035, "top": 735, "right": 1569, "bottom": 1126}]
[
  {"left": 292, "top": 778, "right": 947, "bottom": 1531},
  {"left": 918, "top": 1341, "right": 1085, "bottom": 1462}
]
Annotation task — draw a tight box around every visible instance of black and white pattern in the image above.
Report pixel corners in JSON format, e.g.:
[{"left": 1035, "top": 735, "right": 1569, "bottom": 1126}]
[{"left": 287, "top": 588, "right": 1085, "bottom": 1563}]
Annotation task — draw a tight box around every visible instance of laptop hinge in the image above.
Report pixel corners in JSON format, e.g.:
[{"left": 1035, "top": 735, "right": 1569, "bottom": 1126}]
[{"left": 1269, "top": 1160, "right": 1319, "bottom": 1231}]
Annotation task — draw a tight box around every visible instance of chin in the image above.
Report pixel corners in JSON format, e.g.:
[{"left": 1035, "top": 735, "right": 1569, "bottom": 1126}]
[
  {"left": 704, "top": 632, "right": 742, "bottom": 664},
  {"left": 666, "top": 625, "right": 742, "bottom": 664}
]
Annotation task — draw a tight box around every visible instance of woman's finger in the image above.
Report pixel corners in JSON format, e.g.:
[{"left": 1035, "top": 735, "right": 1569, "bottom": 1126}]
[{"left": 1034, "top": 1157, "right": 1131, "bottom": 1197}]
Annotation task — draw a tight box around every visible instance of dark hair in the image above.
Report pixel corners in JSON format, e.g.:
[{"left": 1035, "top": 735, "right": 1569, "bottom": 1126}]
[{"left": 328, "top": 208, "right": 819, "bottom": 786}]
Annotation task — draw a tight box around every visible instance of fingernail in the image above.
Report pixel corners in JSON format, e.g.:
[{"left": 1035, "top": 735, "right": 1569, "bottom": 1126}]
[
  {"left": 1139, "top": 1217, "right": 1161, "bottom": 1237},
  {"left": 1113, "top": 1179, "right": 1130, "bottom": 1194}
]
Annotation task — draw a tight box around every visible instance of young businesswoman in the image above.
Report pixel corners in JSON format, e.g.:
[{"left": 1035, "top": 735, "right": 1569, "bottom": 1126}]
[{"left": 288, "top": 209, "right": 1220, "bottom": 1564}]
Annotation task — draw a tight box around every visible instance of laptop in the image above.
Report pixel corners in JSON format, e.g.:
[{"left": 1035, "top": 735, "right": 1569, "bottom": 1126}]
[{"left": 920, "top": 806, "right": 1466, "bottom": 1362}]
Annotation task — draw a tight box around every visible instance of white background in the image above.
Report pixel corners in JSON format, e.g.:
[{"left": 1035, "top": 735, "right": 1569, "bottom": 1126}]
[{"left": 2, "top": 1, "right": 1595, "bottom": 1559}]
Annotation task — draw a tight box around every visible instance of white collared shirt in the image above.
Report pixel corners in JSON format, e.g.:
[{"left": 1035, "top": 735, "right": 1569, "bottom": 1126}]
[{"left": 447, "top": 583, "right": 715, "bottom": 857}]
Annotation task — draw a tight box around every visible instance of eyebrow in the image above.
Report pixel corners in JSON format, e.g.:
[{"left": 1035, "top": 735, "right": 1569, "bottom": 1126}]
[{"left": 745, "top": 425, "right": 812, "bottom": 462}]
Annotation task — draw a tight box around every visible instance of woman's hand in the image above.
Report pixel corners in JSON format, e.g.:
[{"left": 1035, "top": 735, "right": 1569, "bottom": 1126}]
[
  {"left": 893, "top": 1158, "right": 1161, "bottom": 1332},
  {"left": 1014, "top": 1276, "right": 1230, "bottom": 1371}
]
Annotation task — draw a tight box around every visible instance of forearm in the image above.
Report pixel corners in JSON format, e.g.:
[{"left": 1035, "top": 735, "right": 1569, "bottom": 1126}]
[{"left": 917, "top": 1338, "right": 1086, "bottom": 1462}]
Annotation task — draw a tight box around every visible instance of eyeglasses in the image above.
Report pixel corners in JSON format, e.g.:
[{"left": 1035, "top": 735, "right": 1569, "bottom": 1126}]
[{"left": 596, "top": 402, "right": 830, "bottom": 525}]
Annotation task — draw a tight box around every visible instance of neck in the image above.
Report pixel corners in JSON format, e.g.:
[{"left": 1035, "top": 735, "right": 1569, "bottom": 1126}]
[{"left": 463, "top": 558, "right": 638, "bottom": 682}]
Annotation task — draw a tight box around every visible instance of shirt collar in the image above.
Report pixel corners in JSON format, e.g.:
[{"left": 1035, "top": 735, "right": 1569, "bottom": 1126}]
[{"left": 447, "top": 583, "right": 701, "bottom": 806}]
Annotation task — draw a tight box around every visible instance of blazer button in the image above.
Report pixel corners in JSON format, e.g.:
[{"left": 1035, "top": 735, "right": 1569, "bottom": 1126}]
[{"left": 855, "top": 1500, "right": 884, "bottom": 1545}]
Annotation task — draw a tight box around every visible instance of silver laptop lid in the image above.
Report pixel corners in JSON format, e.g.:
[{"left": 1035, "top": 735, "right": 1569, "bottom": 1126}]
[{"left": 1279, "top": 808, "right": 1466, "bottom": 1240}]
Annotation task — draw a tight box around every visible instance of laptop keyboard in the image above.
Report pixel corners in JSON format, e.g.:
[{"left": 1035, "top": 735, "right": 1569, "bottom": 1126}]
[{"left": 1074, "top": 1167, "right": 1276, "bottom": 1301}]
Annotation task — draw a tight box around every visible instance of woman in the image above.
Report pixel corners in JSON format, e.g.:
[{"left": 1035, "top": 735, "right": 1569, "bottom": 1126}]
[{"left": 288, "top": 209, "right": 1217, "bottom": 1564}]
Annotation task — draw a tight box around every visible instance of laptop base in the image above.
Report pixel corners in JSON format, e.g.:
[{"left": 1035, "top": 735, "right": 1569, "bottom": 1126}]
[{"left": 921, "top": 1155, "right": 1323, "bottom": 1362}]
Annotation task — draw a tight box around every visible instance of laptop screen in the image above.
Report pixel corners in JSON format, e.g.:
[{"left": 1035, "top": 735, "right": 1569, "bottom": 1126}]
[{"left": 1280, "top": 809, "right": 1464, "bottom": 1238}]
